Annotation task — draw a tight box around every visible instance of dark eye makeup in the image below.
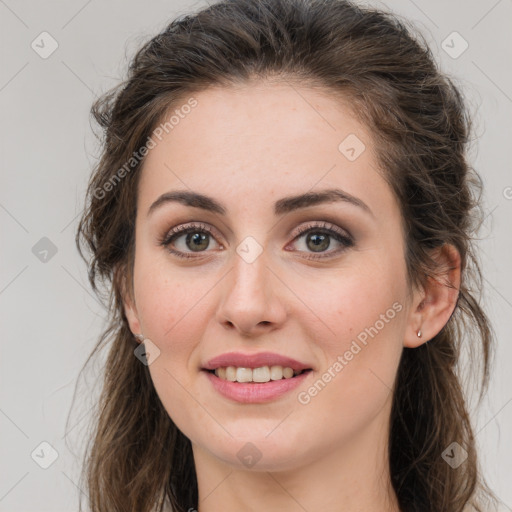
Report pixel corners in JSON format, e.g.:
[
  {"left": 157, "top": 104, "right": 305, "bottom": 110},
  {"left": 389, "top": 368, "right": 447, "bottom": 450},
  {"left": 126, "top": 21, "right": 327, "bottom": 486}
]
[{"left": 158, "top": 220, "right": 354, "bottom": 261}]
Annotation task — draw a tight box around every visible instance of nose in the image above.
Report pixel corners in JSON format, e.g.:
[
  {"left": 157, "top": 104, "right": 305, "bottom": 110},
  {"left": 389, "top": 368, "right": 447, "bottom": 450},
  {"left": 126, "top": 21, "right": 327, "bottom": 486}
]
[{"left": 215, "top": 248, "right": 288, "bottom": 337}]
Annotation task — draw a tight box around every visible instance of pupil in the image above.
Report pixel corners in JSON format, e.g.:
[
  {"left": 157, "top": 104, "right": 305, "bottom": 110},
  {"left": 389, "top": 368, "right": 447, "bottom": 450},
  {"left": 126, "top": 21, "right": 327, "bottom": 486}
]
[
  {"left": 308, "top": 233, "right": 329, "bottom": 252},
  {"left": 187, "top": 232, "right": 209, "bottom": 251}
]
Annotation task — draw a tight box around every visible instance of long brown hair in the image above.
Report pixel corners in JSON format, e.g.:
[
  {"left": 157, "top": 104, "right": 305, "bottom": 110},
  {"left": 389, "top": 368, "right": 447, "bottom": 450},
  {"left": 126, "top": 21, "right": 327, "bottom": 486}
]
[{"left": 73, "top": 0, "right": 499, "bottom": 510}]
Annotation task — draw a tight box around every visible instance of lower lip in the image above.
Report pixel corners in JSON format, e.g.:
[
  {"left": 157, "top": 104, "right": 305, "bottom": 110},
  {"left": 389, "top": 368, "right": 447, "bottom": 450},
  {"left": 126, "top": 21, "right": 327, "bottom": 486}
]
[{"left": 203, "top": 370, "right": 311, "bottom": 403}]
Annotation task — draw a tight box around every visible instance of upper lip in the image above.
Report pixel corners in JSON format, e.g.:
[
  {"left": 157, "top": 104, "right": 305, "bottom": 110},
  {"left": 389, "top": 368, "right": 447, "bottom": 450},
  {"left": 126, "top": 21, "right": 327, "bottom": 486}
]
[{"left": 202, "top": 351, "right": 312, "bottom": 371}]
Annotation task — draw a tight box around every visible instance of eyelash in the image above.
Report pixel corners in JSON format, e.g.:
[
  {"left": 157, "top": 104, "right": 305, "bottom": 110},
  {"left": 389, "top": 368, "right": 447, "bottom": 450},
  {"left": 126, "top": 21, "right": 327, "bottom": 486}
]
[{"left": 158, "top": 221, "right": 354, "bottom": 261}]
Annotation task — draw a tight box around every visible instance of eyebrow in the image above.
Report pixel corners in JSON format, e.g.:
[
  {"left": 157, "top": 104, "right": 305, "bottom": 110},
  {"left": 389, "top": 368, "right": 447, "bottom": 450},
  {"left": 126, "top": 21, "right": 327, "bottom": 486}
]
[{"left": 147, "top": 188, "right": 373, "bottom": 218}]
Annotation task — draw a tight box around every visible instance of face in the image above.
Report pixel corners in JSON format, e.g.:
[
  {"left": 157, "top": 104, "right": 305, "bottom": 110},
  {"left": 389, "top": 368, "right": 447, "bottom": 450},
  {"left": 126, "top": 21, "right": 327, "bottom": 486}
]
[{"left": 124, "top": 81, "right": 417, "bottom": 472}]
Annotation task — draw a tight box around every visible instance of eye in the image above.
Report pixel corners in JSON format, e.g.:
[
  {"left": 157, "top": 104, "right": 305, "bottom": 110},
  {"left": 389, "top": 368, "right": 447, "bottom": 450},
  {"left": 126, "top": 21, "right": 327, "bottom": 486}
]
[
  {"left": 287, "top": 221, "right": 354, "bottom": 260},
  {"left": 159, "top": 222, "right": 223, "bottom": 259},
  {"left": 159, "top": 220, "right": 354, "bottom": 261}
]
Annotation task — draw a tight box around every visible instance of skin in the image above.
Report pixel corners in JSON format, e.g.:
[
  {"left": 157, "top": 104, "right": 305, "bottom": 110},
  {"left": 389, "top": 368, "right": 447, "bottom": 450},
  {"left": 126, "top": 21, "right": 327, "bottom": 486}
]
[{"left": 122, "top": 81, "right": 460, "bottom": 512}]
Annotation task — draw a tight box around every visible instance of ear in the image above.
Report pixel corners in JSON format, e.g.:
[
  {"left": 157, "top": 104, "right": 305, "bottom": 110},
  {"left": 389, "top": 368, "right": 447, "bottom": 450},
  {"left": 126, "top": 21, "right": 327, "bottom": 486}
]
[
  {"left": 115, "top": 263, "right": 142, "bottom": 340},
  {"left": 404, "top": 244, "right": 461, "bottom": 348}
]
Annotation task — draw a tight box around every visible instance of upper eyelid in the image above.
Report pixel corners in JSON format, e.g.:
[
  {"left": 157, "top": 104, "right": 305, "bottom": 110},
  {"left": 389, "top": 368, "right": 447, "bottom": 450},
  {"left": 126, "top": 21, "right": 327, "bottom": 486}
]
[
  {"left": 165, "top": 222, "right": 221, "bottom": 241},
  {"left": 291, "top": 221, "right": 352, "bottom": 240},
  {"left": 163, "top": 220, "right": 352, "bottom": 247}
]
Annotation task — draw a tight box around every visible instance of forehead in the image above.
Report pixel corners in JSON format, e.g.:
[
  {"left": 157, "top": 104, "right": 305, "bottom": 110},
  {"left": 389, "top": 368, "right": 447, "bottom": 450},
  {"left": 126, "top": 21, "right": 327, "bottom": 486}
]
[{"left": 138, "top": 81, "right": 397, "bottom": 220}]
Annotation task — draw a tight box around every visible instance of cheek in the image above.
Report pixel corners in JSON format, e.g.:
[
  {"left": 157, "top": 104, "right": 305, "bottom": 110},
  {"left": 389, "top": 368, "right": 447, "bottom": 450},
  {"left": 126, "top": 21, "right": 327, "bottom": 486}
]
[
  {"left": 133, "top": 260, "right": 215, "bottom": 433},
  {"left": 297, "top": 262, "right": 407, "bottom": 406},
  {"left": 133, "top": 256, "right": 212, "bottom": 368},
  {"left": 135, "top": 247, "right": 199, "bottom": 321},
  {"left": 300, "top": 260, "right": 406, "bottom": 350}
]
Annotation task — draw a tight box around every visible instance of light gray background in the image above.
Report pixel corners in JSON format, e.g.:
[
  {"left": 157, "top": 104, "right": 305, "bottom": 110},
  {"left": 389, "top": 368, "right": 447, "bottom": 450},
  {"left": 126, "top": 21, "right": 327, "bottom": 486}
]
[{"left": 1, "top": 0, "right": 511, "bottom": 510}]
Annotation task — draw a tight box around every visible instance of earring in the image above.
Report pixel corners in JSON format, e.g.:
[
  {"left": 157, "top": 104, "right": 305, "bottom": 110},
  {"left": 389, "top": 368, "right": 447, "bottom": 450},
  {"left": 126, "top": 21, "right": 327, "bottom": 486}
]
[
  {"left": 417, "top": 329, "right": 422, "bottom": 338},
  {"left": 135, "top": 333, "right": 145, "bottom": 342}
]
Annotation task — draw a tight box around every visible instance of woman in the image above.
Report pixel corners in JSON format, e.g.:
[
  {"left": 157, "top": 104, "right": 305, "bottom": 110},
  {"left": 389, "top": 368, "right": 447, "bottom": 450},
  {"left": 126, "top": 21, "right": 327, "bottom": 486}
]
[{"left": 74, "top": 0, "right": 501, "bottom": 510}]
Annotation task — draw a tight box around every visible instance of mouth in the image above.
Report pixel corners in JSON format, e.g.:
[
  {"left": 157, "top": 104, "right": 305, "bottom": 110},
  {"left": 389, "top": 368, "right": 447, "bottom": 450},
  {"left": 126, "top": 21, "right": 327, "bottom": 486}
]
[
  {"left": 202, "top": 366, "right": 313, "bottom": 403},
  {"left": 200, "top": 352, "right": 313, "bottom": 402},
  {"left": 203, "top": 366, "right": 313, "bottom": 383}
]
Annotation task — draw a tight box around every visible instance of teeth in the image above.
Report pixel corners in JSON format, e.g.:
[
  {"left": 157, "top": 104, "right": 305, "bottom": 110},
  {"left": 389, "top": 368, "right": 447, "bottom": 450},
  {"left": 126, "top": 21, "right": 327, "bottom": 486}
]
[
  {"left": 252, "top": 366, "right": 270, "bottom": 382},
  {"left": 270, "top": 365, "right": 284, "bottom": 380},
  {"left": 213, "top": 365, "right": 302, "bottom": 383},
  {"left": 225, "top": 366, "right": 236, "bottom": 382},
  {"left": 236, "top": 367, "right": 252, "bottom": 382},
  {"left": 282, "top": 367, "right": 294, "bottom": 379}
]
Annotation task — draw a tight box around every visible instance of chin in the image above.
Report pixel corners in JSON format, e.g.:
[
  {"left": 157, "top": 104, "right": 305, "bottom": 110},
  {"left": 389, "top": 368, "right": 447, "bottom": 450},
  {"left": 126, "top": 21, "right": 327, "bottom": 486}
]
[{"left": 200, "top": 430, "right": 315, "bottom": 472}]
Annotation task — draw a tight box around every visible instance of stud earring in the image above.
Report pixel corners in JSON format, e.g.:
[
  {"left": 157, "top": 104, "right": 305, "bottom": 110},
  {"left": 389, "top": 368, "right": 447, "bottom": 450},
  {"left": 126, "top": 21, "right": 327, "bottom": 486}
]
[
  {"left": 417, "top": 329, "right": 422, "bottom": 338},
  {"left": 135, "top": 333, "right": 145, "bottom": 342}
]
